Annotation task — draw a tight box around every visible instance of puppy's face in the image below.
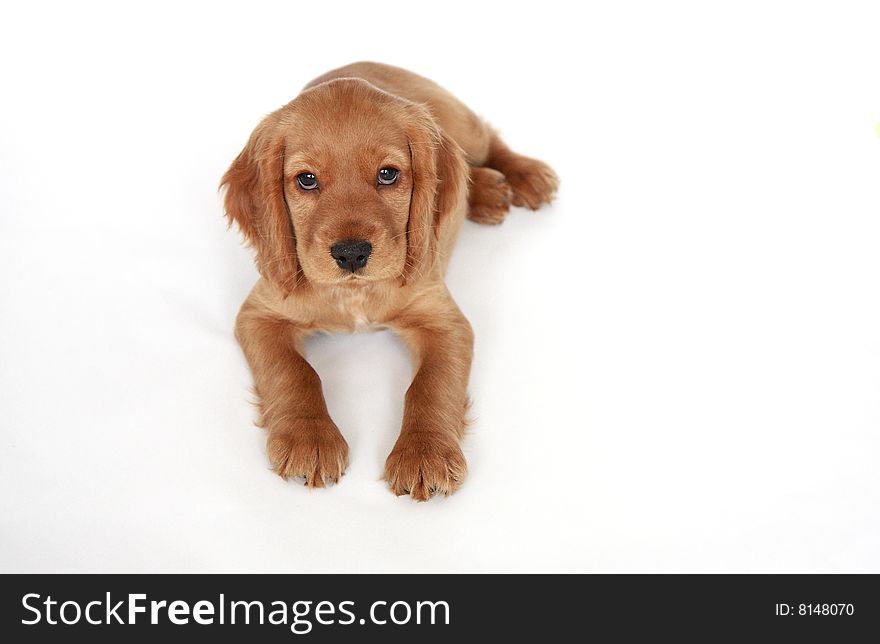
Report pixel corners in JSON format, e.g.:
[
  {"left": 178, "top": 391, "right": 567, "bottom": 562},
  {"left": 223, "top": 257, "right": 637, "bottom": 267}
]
[
  {"left": 222, "top": 79, "right": 466, "bottom": 294},
  {"left": 282, "top": 83, "right": 412, "bottom": 284}
]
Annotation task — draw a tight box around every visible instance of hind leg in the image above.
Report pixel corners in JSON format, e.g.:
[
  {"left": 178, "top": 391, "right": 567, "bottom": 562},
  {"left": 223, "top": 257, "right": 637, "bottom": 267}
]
[
  {"left": 486, "top": 133, "right": 559, "bottom": 210},
  {"left": 467, "top": 166, "right": 513, "bottom": 225}
]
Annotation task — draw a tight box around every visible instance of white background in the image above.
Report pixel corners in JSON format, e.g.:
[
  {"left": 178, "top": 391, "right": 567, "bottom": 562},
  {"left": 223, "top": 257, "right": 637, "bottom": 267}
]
[{"left": 1, "top": 1, "right": 878, "bottom": 573}]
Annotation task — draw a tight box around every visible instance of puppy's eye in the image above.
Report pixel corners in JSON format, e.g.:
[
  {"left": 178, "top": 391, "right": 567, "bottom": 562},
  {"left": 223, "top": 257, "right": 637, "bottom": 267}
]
[
  {"left": 296, "top": 173, "right": 318, "bottom": 190},
  {"left": 377, "top": 167, "right": 399, "bottom": 185}
]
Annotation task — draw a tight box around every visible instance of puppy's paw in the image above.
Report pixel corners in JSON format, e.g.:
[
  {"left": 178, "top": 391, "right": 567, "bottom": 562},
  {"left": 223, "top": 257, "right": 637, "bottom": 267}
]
[
  {"left": 267, "top": 419, "right": 349, "bottom": 487},
  {"left": 467, "top": 166, "right": 512, "bottom": 225},
  {"left": 500, "top": 155, "right": 559, "bottom": 210},
  {"left": 384, "top": 432, "right": 467, "bottom": 501}
]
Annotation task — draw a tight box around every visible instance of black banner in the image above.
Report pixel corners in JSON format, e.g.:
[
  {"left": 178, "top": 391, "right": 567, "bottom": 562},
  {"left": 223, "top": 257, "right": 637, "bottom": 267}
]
[{"left": 1, "top": 574, "right": 876, "bottom": 641}]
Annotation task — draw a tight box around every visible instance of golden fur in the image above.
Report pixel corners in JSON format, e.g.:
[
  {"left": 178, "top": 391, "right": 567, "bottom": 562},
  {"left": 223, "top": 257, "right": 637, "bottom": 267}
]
[{"left": 221, "top": 62, "right": 557, "bottom": 500}]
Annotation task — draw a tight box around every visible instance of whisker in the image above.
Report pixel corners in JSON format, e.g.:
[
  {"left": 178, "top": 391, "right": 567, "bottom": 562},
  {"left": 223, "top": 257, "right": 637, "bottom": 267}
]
[
  {"left": 260, "top": 253, "right": 298, "bottom": 268},
  {"left": 388, "top": 224, "right": 438, "bottom": 243}
]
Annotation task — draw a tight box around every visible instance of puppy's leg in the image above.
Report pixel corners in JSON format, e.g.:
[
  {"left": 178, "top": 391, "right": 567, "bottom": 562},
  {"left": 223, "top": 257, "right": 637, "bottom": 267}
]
[
  {"left": 385, "top": 294, "right": 473, "bottom": 501},
  {"left": 467, "top": 166, "right": 513, "bottom": 225},
  {"left": 236, "top": 301, "right": 348, "bottom": 487},
  {"left": 485, "top": 132, "right": 559, "bottom": 210}
]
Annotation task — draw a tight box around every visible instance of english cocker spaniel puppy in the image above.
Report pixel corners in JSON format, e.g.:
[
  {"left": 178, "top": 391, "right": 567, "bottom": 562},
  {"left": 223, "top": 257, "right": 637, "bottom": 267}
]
[{"left": 222, "top": 62, "right": 557, "bottom": 500}]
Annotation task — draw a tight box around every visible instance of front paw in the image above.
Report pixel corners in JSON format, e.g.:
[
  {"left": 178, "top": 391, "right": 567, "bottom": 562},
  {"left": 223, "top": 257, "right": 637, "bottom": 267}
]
[
  {"left": 384, "top": 432, "right": 467, "bottom": 501},
  {"left": 266, "top": 419, "right": 349, "bottom": 487}
]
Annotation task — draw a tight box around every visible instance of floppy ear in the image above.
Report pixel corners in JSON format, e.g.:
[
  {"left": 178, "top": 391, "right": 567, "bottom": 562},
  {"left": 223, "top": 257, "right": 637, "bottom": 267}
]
[
  {"left": 220, "top": 117, "right": 300, "bottom": 295},
  {"left": 404, "top": 106, "right": 468, "bottom": 283}
]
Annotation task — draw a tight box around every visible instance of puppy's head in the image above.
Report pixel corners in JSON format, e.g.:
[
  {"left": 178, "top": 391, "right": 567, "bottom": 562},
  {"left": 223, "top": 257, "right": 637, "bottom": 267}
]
[{"left": 221, "top": 78, "right": 467, "bottom": 294}]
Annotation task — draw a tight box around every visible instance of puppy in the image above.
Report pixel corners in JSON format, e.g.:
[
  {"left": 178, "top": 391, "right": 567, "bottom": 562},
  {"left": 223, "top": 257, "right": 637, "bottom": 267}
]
[{"left": 221, "top": 62, "right": 557, "bottom": 500}]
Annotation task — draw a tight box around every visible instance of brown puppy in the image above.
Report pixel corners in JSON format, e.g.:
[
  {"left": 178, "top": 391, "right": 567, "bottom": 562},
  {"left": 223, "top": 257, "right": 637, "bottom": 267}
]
[{"left": 221, "top": 62, "right": 557, "bottom": 500}]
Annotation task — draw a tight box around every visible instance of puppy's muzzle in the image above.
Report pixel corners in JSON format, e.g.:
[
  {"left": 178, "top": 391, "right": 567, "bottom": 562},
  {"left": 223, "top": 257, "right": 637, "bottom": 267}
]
[{"left": 330, "top": 240, "right": 372, "bottom": 272}]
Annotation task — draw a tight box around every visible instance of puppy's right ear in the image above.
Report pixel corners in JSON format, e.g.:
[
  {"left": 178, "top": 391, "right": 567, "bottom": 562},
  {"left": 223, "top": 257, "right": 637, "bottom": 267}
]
[{"left": 220, "top": 117, "right": 300, "bottom": 295}]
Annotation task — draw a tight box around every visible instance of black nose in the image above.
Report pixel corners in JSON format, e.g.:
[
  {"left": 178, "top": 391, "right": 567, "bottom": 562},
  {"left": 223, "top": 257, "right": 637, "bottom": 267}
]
[{"left": 330, "top": 240, "right": 372, "bottom": 272}]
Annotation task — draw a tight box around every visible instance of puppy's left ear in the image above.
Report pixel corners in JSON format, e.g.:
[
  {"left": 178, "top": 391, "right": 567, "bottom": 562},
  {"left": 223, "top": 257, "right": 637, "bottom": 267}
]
[{"left": 404, "top": 105, "right": 468, "bottom": 283}]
